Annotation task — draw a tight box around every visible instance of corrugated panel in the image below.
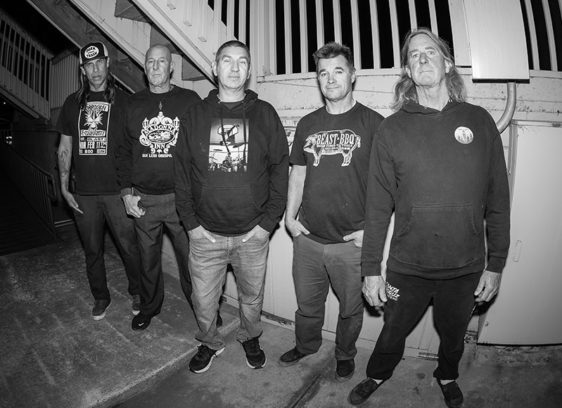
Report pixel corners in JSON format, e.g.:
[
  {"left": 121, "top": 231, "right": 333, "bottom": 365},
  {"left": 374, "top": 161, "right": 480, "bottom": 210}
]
[{"left": 49, "top": 54, "right": 80, "bottom": 109}]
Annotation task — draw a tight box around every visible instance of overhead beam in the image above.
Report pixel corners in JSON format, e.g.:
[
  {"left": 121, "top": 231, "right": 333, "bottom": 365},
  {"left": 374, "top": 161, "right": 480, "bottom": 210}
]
[
  {"left": 26, "top": 0, "right": 146, "bottom": 92},
  {"left": 132, "top": 0, "right": 216, "bottom": 81}
]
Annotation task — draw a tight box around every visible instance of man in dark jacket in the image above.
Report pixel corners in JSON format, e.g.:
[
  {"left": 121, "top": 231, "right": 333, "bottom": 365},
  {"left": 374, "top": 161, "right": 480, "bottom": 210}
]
[
  {"left": 348, "top": 29, "right": 510, "bottom": 407},
  {"left": 175, "top": 40, "right": 289, "bottom": 373},
  {"left": 57, "top": 41, "right": 141, "bottom": 321},
  {"left": 117, "top": 45, "right": 200, "bottom": 331}
]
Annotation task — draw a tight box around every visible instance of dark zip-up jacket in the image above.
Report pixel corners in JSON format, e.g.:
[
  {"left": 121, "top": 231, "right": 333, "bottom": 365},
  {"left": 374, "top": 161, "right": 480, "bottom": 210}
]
[
  {"left": 362, "top": 101, "right": 510, "bottom": 278},
  {"left": 174, "top": 89, "right": 289, "bottom": 235}
]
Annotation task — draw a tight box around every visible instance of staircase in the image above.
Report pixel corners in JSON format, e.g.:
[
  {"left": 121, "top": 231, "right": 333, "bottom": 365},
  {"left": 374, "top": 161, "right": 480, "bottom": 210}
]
[
  {"left": 0, "top": 167, "right": 57, "bottom": 256},
  {"left": 0, "top": 131, "right": 60, "bottom": 256}
]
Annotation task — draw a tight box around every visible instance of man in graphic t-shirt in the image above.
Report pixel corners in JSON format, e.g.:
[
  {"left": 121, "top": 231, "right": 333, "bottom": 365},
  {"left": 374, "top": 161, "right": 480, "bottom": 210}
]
[
  {"left": 117, "top": 45, "right": 200, "bottom": 331},
  {"left": 57, "top": 41, "right": 141, "bottom": 321},
  {"left": 278, "top": 42, "right": 384, "bottom": 381}
]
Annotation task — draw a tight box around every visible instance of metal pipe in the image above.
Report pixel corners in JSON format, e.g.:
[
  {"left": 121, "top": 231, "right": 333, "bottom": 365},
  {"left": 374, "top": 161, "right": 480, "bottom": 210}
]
[{"left": 496, "top": 82, "right": 517, "bottom": 133}]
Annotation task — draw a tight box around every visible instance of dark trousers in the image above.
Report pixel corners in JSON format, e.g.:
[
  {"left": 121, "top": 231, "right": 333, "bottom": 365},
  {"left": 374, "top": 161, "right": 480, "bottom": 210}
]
[
  {"left": 292, "top": 234, "right": 364, "bottom": 360},
  {"left": 366, "top": 270, "right": 481, "bottom": 381},
  {"left": 134, "top": 192, "right": 192, "bottom": 317},
  {"left": 74, "top": 194, "right": 141, "bottom": 300}
]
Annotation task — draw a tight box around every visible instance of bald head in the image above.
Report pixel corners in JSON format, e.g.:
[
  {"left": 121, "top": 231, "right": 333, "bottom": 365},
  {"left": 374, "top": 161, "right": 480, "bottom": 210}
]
[{"left": 144, "top": 45, "right": 174, "bottom": 93}]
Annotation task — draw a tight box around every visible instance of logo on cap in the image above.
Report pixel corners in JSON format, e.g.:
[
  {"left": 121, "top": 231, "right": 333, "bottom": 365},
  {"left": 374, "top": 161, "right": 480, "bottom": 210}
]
[{"left": 84, "top": 46, "right": 100, "bottom": 59}]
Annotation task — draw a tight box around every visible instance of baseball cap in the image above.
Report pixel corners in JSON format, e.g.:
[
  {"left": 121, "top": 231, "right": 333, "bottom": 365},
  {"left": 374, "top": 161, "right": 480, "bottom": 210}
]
[{"left": 79, "top": 42, "right": 109, "bottom": 65}]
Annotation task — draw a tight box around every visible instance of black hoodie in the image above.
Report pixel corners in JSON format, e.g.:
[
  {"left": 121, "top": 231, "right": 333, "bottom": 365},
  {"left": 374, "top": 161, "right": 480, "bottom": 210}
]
[
  {"left": 174, "top": 89, "right": 289, "bottom": 235},
  {"left": 362, "top": 101, "right": 510, "bottom": 278}
]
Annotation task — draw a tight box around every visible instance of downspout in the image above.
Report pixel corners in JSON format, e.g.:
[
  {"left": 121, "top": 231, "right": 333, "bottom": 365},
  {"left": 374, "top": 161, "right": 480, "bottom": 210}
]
[{"left": 496, "top": 82, "right": 517, "bottom": 133}]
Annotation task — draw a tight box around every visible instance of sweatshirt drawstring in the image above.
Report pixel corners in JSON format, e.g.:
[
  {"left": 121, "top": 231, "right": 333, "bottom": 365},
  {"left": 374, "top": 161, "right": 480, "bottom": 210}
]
[{"left": 242, "top": 99, "right": 247, "bottom": 165}]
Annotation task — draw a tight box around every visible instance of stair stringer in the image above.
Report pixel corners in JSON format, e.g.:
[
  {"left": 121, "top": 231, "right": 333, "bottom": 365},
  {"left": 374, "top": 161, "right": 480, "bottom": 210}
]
[
  {"left": 131, "top": 0, "right": 228, "bottom": 83},
  {"left": 68, "top": 0, "right": 150, "bottom": 70},
  {"left": 69, "top": 0, "right": 211, "bottom": 90}
]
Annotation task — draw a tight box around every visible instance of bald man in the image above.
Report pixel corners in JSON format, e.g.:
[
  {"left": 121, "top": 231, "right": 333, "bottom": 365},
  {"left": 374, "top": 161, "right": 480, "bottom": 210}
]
[{"left": 117, "top": 45, "right": 201, "bottom": 330}]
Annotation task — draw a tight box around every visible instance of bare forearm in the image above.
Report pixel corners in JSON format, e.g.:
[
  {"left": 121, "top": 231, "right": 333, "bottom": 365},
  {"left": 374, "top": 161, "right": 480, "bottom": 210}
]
[
  {"left": 58, "top": 151, "right": 71, "bottom": 191},
  {"left": 286, "top": 166, "right": 306, "bottom": 221},
  {"left": 57, "top": 135, "right": 72, "bottom": 192}
]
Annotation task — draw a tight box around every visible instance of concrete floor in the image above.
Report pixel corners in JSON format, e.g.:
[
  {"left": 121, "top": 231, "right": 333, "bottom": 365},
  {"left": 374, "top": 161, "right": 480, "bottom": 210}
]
[{"left": 1, "top": 230, "right": 562, "bottom": 408}]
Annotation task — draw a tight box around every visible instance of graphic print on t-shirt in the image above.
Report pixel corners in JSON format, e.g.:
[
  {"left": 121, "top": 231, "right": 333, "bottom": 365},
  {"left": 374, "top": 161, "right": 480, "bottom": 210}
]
[
  {"left": 78, "top": 101, "right": 110, "bottom": 155},
  {"left": 303, "top": 129, "right": 361, "bottom": 166},
  {"left": 208, "top": 118, "right": 248, "bottom": 173},
  {"left": 139, "top": 111, "right": 180, "bottom": 158}
]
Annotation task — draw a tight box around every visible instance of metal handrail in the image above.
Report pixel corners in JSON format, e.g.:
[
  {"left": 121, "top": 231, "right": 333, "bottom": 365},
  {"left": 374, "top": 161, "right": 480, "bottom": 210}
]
[
  {"left": 0, "top": 140, "right": 57, "bottom": 235},
  {"left": 1, "top": 140, "right": 57, "bottom": 201}
]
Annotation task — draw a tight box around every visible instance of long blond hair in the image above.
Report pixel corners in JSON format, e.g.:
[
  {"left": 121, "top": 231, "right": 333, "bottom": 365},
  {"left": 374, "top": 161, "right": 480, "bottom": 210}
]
[{"left": 392, "top": 28, "right": 465, "bottom": 111}]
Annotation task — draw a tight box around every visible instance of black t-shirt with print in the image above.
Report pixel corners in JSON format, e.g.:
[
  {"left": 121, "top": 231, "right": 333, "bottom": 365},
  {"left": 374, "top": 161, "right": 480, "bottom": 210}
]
[
  {"left": 118, "top": 86, "right": 201, "bottom": 195},
  {"left": 56, "top": 89, "right": 129, "bottom": 195},
  {"left": 290, "top": 102, "right": 384, "bottom": 244}
]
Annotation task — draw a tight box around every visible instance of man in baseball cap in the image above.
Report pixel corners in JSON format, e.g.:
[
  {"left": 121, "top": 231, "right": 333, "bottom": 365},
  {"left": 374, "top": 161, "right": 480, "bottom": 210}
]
[{"left": 56, "top": 39, "right": 142, "bottom": 321}]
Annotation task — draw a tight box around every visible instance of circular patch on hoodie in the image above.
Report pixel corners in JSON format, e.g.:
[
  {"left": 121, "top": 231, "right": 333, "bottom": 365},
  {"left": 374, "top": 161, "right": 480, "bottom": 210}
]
[{"left": 454, "top": 126, "right": 473, "bottom": 144}]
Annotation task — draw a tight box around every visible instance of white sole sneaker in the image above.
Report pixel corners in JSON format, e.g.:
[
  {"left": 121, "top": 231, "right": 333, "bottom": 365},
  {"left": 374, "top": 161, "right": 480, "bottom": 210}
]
[
  {"left": 92, "top": 303, "right": 110, "bottom": 321},
  {"left": 246, "top": 356, "right": 267, "bottom": 369},
  {"left": 191, "top": 347, "right": 225, "bottom": 374}
]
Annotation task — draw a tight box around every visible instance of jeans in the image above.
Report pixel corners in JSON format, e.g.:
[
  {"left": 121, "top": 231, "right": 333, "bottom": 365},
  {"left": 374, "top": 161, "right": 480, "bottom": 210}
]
[
  {"left": 74, "top": 194, "right": 141, "bottom": 300},
  {"left": 366, "top": 270, "right": 481, "bottom": 381},
  {"left": 292, "top": 234, "right": 364, "bottom": 360},
  {"left": 134, "top": 192, "right": 192, "bottom": 317},
  {"left": 189, "top": 232, "right": 269, "bottom": 350}
]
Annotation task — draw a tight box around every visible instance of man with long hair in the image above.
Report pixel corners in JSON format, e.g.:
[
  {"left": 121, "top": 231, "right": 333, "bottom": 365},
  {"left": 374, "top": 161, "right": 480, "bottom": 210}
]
[
  {"left": 57, "top": 42, "right": 141, "bottom": 320},
  {"left": 349, "top": 28, "right": 510, "bottom": 407}
]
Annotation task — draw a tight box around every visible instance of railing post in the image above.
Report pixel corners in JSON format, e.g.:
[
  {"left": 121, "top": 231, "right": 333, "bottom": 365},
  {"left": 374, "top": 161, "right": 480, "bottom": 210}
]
[
  {"left": 284, "top": 0, "right": 292, "bottom": 74},
  {"left": 248, "top": 0, "right": 271, "bottom": 88},
  {"left": 0, "top": 12, "right": 51, "bottom": 119}
]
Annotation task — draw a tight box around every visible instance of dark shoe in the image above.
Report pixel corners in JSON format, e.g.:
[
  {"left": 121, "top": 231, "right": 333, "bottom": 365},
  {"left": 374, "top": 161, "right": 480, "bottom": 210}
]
[
  {"left": 242, "top": 337, "right": 266, "bottom": 369},
  {"left": 189, "top": 345, "right": 225, "bottom": 373},
  {"left": 279, "top": 347, "right": 309, "bottom": 366},
  {"left": 131, "top": 295, "right": 141, "bottom": 316},
  {"left": 92, "top": 299, "right": 110, "bottom": 320},
  {"left": 438, "top": 380, "right": 464, "bottom": 408},
  {"left": 348, "top": 378, "right": 385, "bottom": 405},
  {"left": 336, "top": 359, "right": 355, "bottom": 382},
  {"left": 132, "top": 313, "right": 151, "bottom": 330}
]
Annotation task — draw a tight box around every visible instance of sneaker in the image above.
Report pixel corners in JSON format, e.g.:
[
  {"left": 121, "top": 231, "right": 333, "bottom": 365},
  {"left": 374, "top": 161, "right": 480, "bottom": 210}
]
[
  {"left": 92, "top": 299, "right": 110, "bottom": 320},
  {"left": 279, "top": 347, "right": 309, "bottom": 366},
  {"left": 131, "top": 313, "right": 152, "bottom": 330},
  {"left": 437, "top": 380, "right": 464, "bottom": 408},
  {"left": 132, "top": 295, "right": 141, "bottom": 316},
  {"left": 242, "top": 337, "right": 266, "bottom": 369},
  {"left": 189, "top": 345, "right": 225, "bottom": 373},
  {"left": 348, "top": 378, "right": 385, "bottom": 405},
  {"left": 336, "top": 359, "right": 355, "bottom": 382}
]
